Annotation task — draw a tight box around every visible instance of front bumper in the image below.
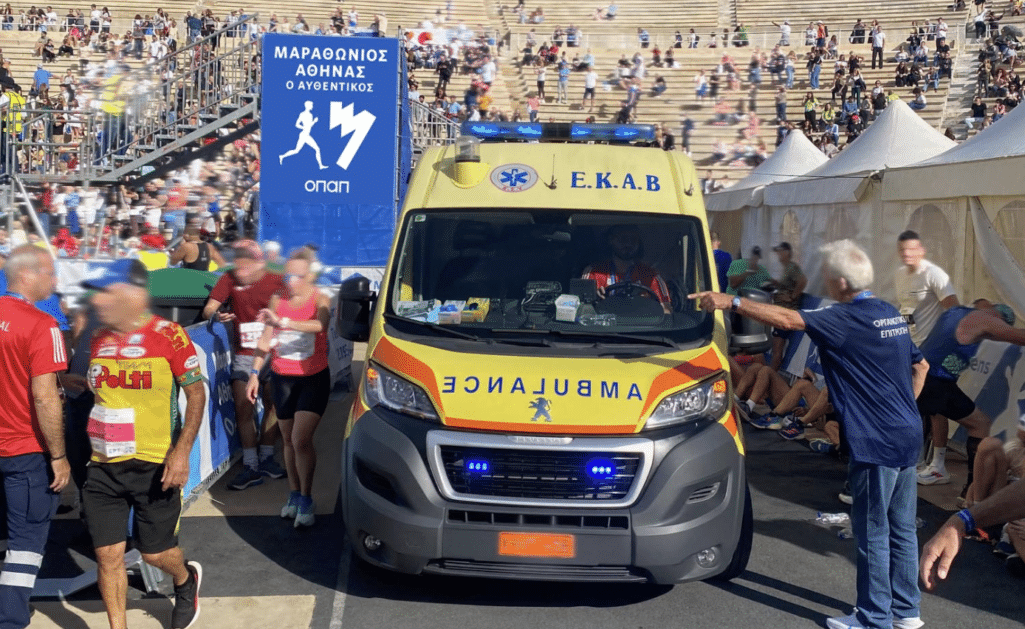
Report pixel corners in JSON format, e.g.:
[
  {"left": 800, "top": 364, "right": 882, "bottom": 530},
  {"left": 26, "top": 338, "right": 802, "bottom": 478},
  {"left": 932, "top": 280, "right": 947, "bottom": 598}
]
[{"left": 342, "top": 408, "right": 746, "bottom": 584}]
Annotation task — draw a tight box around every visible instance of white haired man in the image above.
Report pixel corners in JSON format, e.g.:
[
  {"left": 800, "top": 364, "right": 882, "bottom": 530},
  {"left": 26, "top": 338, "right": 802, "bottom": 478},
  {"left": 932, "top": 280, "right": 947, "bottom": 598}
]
[{"left": 691, "top": 239, "right": 929, "bottom": 629}]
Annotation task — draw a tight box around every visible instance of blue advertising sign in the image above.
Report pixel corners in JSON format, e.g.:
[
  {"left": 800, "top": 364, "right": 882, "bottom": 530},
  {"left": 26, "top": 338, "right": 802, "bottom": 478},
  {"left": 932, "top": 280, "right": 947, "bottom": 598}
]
[
  {"left": 180, "top": 320, "right": 236, "bottom": 500},
  {"left": 260, "top": 34, "right": 402, "bottom": 266}
]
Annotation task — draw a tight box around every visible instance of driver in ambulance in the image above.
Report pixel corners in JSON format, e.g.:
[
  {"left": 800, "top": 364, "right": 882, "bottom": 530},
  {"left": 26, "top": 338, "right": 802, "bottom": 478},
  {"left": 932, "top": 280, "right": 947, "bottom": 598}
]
[{"left": 582, "top": 224, "right": 671, "bottom": 314}]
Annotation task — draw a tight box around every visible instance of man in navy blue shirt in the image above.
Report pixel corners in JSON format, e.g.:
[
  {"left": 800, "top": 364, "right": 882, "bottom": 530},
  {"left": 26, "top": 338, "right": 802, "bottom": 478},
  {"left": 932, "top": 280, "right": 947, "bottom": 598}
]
[{"left": 692, "top": 239, "right": 929, "bottom": 629}]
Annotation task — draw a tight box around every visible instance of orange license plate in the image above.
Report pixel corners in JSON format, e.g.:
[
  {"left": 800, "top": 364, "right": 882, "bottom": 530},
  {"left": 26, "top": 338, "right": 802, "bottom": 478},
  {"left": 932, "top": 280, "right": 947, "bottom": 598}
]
[{"left": 498, "top": 532, "right": 576, "bottom": 558}]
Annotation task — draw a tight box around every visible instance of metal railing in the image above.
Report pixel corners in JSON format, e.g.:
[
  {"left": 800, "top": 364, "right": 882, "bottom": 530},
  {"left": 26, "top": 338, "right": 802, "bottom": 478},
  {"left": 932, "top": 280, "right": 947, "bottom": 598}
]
[
  {"left": 1, "top": 15, "right": 261, "bottom": 185},
  {"left": 410, "top": 100, "right": 461, "bottom": 151}
]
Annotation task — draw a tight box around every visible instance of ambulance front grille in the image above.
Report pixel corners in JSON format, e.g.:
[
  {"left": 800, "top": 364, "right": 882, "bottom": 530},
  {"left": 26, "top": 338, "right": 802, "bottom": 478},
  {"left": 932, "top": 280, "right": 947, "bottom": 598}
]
[{"left": 439, "top": 447, "right": 641, "bottom": 502}]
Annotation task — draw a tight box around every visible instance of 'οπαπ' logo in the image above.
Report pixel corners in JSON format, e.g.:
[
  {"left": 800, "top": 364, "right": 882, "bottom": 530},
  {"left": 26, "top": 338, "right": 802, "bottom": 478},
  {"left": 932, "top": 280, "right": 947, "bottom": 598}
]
[{"left": 491, "top": 164, "right": 538, "bottom": 192}]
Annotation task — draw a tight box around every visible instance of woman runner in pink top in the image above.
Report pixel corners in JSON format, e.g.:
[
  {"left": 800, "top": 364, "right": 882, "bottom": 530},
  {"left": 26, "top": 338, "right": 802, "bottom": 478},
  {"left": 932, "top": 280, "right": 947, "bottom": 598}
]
[{"left": 247, "top": 250, "right": 332, "bottom": 527}]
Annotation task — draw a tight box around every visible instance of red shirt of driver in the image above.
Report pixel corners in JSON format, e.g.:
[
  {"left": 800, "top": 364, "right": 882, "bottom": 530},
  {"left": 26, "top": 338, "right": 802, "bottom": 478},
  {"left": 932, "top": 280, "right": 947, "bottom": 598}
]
[{"left": 581, "top": 261, "right": 671, "bottom": 304}]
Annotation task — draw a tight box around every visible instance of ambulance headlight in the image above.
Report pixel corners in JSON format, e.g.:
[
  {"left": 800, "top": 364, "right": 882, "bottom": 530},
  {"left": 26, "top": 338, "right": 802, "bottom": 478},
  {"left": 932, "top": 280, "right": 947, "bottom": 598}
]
[
  {"left": 644, "top": 376, "right": 729, "bottom": 430},
  {"left": 364, "top": 364, "right": 440, "bottom": 421}
]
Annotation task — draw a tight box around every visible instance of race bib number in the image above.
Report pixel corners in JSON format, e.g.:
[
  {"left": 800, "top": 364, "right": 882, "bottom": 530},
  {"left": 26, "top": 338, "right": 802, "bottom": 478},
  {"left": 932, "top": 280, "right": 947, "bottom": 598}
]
[
  {"left": 87, "top": 405, "right": 137, "bottom": 458},
  {"left": 276, "top": 329, "right": 314, "bottom": 361},
  {"left": 239, "top": 322, "right": 265, "bottom": 349}
]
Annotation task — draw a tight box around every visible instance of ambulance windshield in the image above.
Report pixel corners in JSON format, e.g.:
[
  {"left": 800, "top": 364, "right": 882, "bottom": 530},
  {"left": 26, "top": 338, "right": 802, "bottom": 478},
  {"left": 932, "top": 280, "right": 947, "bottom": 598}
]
[{"left": 387, "top": 210, "right": 715, "bottom": 345}]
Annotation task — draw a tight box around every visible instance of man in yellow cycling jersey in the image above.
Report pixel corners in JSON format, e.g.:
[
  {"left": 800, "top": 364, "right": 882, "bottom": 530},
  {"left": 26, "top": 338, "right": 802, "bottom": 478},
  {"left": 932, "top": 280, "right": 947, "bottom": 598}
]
[{"left": 82, "top": 259, "right": 205, "bottom": 629}]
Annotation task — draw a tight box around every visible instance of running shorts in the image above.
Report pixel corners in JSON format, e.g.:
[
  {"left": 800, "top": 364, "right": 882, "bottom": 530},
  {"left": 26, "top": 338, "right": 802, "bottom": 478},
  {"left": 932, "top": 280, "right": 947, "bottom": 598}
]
[
  {"left": 916, "top": 374, "right": 975, "bottom": 421},
  {"left": 83, "top": 460, "right": 181, "bottom": 553},
  {"left": 271, "top": 368, "right": 331, "bottom": 419}
]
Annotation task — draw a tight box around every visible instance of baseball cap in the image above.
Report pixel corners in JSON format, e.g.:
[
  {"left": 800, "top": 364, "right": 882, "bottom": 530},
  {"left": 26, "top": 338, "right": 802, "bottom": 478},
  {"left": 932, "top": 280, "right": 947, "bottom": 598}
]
[
  {"left": 232, "top": 239, "right": 264, "bottom": 261},
  {"left": 994, "top": 303, "right": 1016, "bottom": 327},
  {"left": 773, "top": 242, "right": 792, "bottom": 252},
  {"left": 81, "top": 259, "right": 148, "bottom": 290}
]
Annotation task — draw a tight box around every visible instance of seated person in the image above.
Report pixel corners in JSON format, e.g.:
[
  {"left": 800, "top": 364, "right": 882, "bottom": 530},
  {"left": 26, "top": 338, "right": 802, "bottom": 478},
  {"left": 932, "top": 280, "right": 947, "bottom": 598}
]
[
  {"left": 650, "top": 75, "right": 666, "bottom": 97},
  {"left": 965, "top": 414, "right": 1025, "bottom": 508},
  {"left": 747, "top": 366, "right": 832, "bottom": 436},
  {"left": 604, "top": 3, "right": 618, "bottom": 20},
  {"left": 581, "top": 224, "right": 671, "bottom": 314}
]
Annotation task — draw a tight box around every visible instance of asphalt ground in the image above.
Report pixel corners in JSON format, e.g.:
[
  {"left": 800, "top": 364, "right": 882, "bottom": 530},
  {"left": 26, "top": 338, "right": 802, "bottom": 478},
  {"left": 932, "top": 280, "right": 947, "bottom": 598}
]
[{"left": 28, "top": 407, "right": 1025, "bottom": 629}]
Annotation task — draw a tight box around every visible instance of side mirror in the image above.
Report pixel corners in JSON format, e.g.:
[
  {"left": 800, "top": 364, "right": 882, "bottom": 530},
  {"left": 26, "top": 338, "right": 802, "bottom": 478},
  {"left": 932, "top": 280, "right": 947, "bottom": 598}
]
[
  {"left": 337, "top": 276, "right": 377, "bottom": 342},
  {"left": 729, "top": 288, "right": 773, "bottom": 355}
]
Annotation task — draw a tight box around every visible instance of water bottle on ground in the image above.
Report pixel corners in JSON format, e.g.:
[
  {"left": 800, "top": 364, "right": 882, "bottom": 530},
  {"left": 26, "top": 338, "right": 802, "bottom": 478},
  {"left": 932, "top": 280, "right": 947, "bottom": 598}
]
[{"left": 816, "top": 511, "right": 850, "bottom": 524}]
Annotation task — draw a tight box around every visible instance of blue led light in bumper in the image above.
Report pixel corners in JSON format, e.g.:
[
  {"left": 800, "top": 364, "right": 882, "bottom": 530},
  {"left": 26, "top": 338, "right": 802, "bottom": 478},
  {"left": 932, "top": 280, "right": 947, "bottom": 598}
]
[
  {"left": 586, "top": 457, "right": 617, "bottom": 480},
  {"left": 465, "top": 459, "right": 491, "bottom": 473}
]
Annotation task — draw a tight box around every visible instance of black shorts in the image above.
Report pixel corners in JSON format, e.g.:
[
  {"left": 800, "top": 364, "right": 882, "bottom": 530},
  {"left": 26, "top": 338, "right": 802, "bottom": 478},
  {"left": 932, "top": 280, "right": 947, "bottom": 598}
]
[
  {"left": 916, "top": 374, "right": 975, "bottom": 421},
  {"left": 583, "top": 87, "right": 595, "bottom": 97},
  {"left": 83, "top": 460, "right": 181, "bottom": 553},
  {"left": 271, "top": 368, "right": 331, "bottom": 419}
]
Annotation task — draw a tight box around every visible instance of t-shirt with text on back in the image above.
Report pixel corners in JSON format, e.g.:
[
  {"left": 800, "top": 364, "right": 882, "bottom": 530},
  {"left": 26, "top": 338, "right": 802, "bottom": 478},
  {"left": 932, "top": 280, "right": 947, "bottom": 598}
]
[
  {"left": 0, "top": 295, "right": 68, "bottom": 457},
  {"left": 893, "top": 259, "right": 956, "bottom": 346},
  {"left": 800, "top": 297, "right": 923, "bottom": 467},
  {"left": 208, "top": 269, "right": 286, "bottom": 356}
]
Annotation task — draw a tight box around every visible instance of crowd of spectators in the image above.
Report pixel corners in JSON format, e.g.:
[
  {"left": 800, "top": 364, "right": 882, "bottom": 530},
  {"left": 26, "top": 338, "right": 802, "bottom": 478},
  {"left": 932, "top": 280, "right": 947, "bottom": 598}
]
[
  {"left": 966, "top": 13, "right": 1023, "bottom": 134},
  {"left": 0, "top": 125, "right": 261, "bottom": 267}
]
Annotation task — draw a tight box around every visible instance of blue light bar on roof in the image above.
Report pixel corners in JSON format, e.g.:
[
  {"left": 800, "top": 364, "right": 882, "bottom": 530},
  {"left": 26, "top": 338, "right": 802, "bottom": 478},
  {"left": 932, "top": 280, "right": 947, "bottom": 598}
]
[
  {"left": 462, "top": 122, "right": 543, "bottom": 140},
  {"left": 570, "top": 123, "right": 655, "bottom": 142},
  {"left": 460, "top": 122, "right": 655, "bottom": 143}
]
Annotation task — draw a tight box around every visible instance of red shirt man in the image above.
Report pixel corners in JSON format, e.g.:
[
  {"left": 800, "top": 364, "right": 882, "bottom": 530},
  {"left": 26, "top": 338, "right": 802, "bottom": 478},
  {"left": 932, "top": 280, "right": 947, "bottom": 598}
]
[
  {"left": 0, "top": 295, "right": 67, "bottom": 456},
  {"left": 0, "top": 245, "right": 69, "bottom": 629}
]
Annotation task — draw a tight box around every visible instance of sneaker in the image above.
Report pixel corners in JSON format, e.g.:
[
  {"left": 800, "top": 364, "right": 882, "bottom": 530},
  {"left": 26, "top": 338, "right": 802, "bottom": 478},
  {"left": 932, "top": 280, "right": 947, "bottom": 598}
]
[
  {"left": 750, "top": 413, "right": 784, "bottom": 430},
  {"left": 779, "top": 421, "right": 805, "bottom": 440},
  {"left": 259, "top": 456, "right": 286, "bottom": 479},
  {"left": 838, "top": 481, "right": 853, "bottom": 505},
  {"left": 294, "top": 497, "right": 316, "bottom": 528},
  {"left": 826, "top": 611, "right": 868, "bottom": 629},
  {"left": 893, "top": 618, "right": 925, "bottom": 629},
  {"left": 281, "top": 491, "right": 301, "bottom": 519},
  {"left": 994, "top": 540, "right": 1015, "bottom": 558},
  {"left": 809, "top": 438, "right": 836, "bottom": 454},
  {"left": 916, "top": 467, "right": 951, "bottom": 486},
  {"left": 171, "top": 561, "right": 202, "bottom": 629},
  {"left": 227, "top": 466, "right": 264, "bottom": 490}
]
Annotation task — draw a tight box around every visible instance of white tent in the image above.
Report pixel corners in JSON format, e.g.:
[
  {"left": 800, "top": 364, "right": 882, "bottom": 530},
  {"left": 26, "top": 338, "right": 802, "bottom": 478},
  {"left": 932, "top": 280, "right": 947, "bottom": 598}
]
[
  {"left": 882, "top": 101, "right": 1025, "bottom": 200},
  {"left": 705, "top": 130, "right": 828, "bottom": 213},
  {"left": 880, "top": 101, "right": 1025, "bottom": 318},
  {"left": 763, "top": 100, "right": 956, "bottom": 207},
  {"left": 742, "top": 101, "right": 957, "bottom": 299}
]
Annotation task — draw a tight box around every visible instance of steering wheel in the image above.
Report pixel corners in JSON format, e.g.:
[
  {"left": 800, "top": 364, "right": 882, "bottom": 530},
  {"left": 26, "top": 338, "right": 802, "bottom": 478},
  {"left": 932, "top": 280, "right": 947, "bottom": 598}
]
[{"left": 604, "top": 280, "right": 662, "bottom": 302}]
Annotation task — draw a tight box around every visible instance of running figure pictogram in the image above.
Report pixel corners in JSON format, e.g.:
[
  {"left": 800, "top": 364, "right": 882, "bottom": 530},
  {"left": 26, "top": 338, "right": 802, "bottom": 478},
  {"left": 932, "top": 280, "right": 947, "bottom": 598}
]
[{"left": 279, "top": 101, "right": 329, "bottom": 169}]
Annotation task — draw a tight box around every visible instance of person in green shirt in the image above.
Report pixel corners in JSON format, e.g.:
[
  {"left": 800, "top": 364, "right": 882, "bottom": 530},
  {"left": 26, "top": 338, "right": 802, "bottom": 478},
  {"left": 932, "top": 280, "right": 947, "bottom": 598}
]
[{"left": 726, "top": 246, "right": 771, "bottom": 295}]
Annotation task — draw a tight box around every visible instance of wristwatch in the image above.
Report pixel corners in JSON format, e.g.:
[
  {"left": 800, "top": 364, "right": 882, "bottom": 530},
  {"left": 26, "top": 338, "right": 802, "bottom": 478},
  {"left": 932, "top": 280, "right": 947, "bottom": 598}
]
[{"left": 731, "top": 296, "right": 742, "bottom": 312}]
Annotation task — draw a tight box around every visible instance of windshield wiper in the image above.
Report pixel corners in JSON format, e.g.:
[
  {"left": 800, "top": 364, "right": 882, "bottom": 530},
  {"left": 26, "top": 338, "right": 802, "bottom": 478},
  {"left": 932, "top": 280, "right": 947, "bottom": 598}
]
[
  {"left": 545, "top": 329, "right": 679, "bottom": 348},
  {"left": 491, "top": 328, "right": 677, "bottom": 348},
  {"left": 384, "top": 313, "right": 482, "bottom": 341}
]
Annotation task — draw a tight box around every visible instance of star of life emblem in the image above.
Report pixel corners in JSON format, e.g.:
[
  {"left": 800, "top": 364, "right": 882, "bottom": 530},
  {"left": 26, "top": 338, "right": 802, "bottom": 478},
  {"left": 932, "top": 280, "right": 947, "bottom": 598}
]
[{"left": 490, "top": 164, "right": 538, "bottom": 192}]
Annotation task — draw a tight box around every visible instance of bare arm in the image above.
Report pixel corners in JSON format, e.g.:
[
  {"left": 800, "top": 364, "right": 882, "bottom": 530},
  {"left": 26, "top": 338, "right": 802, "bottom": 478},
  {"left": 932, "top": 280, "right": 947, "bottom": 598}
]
[
  {"left": 912, "top": 358, "right": 928, "bottom": 398},
  {"left": 210, "top": 245, "right": 227, "bottom": 267},
  {"left": 958, "top": 312, "right": 1025, "bottom": 346},
  {"left": 201, "top": 296, "right": 223, "bottom": 320},
  {"left": 922, "top": 477, "right": 1025, "bottom": 590},
  {"left": 32, "top": 372, "right": 70, "bottom": 492},
  {"left": 939, "top": 294, "right": 959, "bottom": 310},
  {"left": 162, "top": 379, "right": 205, "bottom": 491},
  {"left": 690, "top": 291, "right": 806, "bottom": 331},
  {"left": 168, "top": 242, "right": 190, "bottom": 266}
]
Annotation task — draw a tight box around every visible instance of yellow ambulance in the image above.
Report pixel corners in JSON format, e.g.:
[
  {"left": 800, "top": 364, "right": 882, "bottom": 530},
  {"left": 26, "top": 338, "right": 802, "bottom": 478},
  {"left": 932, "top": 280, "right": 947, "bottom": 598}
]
[{"left": 336, "top": 122, "right": 755, "bottom": 584}]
